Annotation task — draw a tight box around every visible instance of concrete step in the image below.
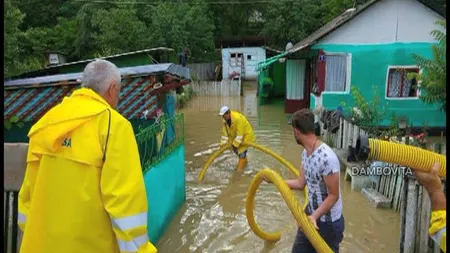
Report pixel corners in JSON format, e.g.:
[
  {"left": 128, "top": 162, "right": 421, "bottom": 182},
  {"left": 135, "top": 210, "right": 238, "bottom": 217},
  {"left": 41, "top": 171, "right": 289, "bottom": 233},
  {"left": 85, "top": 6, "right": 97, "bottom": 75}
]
[
  {"left": 361, "top": 188, "right": 391, "bottom": 209},
  {"left": 344, "top": 167, "right": 373, "bottom": 192}
]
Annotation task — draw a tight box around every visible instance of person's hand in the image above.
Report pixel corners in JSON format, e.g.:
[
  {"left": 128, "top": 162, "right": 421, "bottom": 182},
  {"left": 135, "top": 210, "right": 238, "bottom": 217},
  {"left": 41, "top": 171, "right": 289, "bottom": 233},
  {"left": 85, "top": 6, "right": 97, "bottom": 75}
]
[
  {"left": 308, "top": 215, "right": 319, "bottom": 230},
  {"left": 412, "top": 162, "right": 442, "bottom": 195}
]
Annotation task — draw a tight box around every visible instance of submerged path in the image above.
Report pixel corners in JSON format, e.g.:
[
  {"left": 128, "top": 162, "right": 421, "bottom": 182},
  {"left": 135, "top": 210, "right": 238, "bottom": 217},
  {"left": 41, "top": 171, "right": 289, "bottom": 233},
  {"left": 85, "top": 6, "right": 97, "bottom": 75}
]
[{"left": 157, "top": 84, "right": 400, "bottom": 253}]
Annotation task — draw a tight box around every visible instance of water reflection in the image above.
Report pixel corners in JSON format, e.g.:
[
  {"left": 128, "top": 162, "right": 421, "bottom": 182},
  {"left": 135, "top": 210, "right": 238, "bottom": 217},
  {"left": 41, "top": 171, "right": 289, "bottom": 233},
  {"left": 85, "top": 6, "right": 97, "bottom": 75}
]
[{"left": 158, "top": 91, "right": 400, "bottom": 253}]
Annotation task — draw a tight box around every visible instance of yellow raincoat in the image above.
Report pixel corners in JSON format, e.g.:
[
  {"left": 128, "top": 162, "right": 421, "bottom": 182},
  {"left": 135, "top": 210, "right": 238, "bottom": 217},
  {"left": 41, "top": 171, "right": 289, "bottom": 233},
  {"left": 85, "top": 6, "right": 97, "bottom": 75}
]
[
  {"left": 429, "top": 210, "right": 446, "bottom": 252},
  {"left": 18, "top": 88, "right": 157, "bottom": 253},
  {"left": 220, "top": 110, "right": 255, "bottom": 154}
]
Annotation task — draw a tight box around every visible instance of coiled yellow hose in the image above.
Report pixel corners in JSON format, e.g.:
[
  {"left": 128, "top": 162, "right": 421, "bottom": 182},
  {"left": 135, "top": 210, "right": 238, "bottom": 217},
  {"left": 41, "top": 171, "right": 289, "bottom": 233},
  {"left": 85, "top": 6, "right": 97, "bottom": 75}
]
[
  {"left": 356, "top": 137, "right": 446, "bottom": 179},
  {"left": 197, "top": 143, "right": 308, "bottom": 209},
  {"left": 246, "top": 168, "right": 334, "bottom": 252},
  {"left": 198, "top": 143, "right": 326, "bottom": 245},
  {"left": 198, "top": 143, "right": 301, "bottom": 181}
]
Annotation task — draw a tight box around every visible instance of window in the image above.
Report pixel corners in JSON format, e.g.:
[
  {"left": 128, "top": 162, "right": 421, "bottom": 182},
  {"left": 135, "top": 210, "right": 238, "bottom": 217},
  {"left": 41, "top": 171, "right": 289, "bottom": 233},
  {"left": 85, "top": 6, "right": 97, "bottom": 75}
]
[
  {"left": 247, "top": 55, "right": 252, "bottom": 60},
  {"left": 324, "top": 54, "right": 350, "bottom": 92},
  {"left": 386, "top": 67, "right": 420, "bottom": 98},
  {"left": 230, "top": 53, "right": 243, "bottom": 67}
]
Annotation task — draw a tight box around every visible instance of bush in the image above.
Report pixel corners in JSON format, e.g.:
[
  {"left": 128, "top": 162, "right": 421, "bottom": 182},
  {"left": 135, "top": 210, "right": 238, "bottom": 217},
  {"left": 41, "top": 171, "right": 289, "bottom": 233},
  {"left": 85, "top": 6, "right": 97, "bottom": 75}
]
[
  {"left": 176, "top": 84, "right": 194, "bottom": 109},
  {"left": 341, "top": 86, "right": 401, "bottom": 138}
]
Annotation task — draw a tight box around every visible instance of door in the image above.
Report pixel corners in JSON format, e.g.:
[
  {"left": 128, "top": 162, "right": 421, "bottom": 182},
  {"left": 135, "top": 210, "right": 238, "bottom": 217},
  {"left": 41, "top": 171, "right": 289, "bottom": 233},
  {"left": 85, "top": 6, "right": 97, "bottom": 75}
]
[{"left": 285, "top": 59, "right": 309, "bottom": 113}]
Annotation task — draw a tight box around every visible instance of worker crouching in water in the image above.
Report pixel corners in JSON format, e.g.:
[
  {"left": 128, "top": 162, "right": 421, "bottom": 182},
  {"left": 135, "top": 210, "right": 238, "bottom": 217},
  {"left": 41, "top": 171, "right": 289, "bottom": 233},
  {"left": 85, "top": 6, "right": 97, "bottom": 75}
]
[
  {"left": 219, "top": 106, "right": 255, "bottom": 171},
  {"left": 17, "top": 60, "right": 157, "bottom": 253}
]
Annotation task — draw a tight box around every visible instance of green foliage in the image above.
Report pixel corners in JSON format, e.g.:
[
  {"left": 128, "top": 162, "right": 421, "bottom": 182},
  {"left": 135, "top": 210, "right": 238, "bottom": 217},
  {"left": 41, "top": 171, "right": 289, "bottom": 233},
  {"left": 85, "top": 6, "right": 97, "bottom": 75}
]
[
  {"left": 342, "top": 86, "right": 387, "bottom": 134},
  {"left": 410, "top": 20, "right": 446, "bottom": 112},
  {"left": 4, "top": 116, "right": 25, "bottom": 130},
  {"left": 135, "top": 114, "right": 185, "bottom": 172},
  {"left": 260, "top": 0, "right": 325, "bottom": 49},
  {"left": 149, "top": 1, "right": 216, "bottom": 61},
  {"left": 177, "top": 85, "right": 194, "bottom": 109},
  {"left": 4, "top": 0, "right": 25, "bottom": 77},
  {"left": 4, "top": 0, "right": 445, "bottom": 77},
  {"left": 341, "top": 86, "right": 400, "bottom": 138},
  {"left": 91, "top": 7, "right": 148, "bottom": 55}
]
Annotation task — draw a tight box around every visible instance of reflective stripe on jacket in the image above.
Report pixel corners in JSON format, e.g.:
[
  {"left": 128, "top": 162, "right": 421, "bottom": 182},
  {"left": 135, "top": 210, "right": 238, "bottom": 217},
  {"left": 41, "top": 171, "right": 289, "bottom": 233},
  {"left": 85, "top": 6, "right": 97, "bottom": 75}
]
[
  {"left": 220, "top": 110, "right": 255, "bottom": 154},
  {"left": 18, "top": 88, "right": 157, "bottom": 253}
]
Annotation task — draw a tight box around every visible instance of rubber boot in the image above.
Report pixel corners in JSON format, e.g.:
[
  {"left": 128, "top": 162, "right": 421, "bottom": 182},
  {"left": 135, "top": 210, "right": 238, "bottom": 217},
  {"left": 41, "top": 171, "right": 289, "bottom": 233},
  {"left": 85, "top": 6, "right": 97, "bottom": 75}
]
[{"left": 237, "top": 157, "right": 248, "bottom": 172}]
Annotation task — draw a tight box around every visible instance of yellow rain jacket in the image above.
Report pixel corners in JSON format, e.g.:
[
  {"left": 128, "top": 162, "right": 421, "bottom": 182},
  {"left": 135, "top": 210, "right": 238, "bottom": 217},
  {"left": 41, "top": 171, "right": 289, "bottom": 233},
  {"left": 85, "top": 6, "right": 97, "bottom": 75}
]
[
  {"left": 220, "top": 110, "right": 255, "bottom": 154},
  {"left": 429, "top": 210, "right": 446, "bottom": 252},
  {"left": 18, "top": 88, "right": 157, "bottom": 253}
]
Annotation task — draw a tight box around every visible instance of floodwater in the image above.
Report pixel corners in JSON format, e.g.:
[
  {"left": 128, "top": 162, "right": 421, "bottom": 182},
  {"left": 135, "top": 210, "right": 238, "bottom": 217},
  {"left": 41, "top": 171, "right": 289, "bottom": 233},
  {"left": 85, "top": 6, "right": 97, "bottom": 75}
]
[{"left": 157, "top": 85, "right": 401, "bottom": 253}]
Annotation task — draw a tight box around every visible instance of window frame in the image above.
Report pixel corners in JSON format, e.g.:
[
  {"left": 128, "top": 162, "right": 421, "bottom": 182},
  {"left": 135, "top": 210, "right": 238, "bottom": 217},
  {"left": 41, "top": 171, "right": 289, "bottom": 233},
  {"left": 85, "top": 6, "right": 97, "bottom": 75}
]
[
  {"left": 385, "top": 65, "right": 422, "bottom": 100},
  {"left": 322, "top": 52, "right": 352, "bottom": 94}
]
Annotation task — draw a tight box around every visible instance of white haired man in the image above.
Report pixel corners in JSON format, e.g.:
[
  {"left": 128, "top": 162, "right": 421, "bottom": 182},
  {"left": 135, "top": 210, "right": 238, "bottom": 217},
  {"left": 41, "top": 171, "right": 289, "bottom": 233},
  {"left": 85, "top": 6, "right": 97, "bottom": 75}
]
[{"left": 18, "top": 60, "right": 157, "bottom": 253}]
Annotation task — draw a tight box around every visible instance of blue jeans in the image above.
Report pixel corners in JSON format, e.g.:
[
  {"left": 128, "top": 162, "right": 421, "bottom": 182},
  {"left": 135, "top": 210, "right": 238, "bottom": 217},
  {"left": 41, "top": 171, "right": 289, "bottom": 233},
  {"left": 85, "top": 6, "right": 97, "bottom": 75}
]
[{"left": 291, "top": 215, "right": 345, "bottom": 253}]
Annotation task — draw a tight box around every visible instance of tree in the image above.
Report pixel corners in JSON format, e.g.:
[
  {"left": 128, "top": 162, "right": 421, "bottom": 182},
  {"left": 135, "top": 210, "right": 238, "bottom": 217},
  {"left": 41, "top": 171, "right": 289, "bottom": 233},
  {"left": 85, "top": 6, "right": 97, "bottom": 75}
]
[
  {"left": 260, "top": 0, "right": 325, "bottom": 49},
  {"left": 148, "top": 1, "right": 216, "bottom": 62},
  {"left": 410, "top": 20, "right": 446, "bottom": 112},
  {"left": 4, "top": 0, "right": 25, "bottom": 77},
  {"left": 91, "top": 7, "right": 149, "bottom": 55}
]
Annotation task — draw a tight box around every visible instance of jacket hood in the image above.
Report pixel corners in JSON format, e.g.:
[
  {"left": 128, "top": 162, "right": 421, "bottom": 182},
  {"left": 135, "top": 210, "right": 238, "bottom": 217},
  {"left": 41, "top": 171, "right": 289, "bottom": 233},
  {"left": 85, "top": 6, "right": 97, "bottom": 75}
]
[{"left": 28, "top": 88, "right": 111, "bottom": 153}]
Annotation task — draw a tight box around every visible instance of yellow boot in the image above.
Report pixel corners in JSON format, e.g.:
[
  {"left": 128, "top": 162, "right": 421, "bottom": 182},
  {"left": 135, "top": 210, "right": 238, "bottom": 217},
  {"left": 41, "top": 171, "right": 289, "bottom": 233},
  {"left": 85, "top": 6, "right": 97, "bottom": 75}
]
[{"left": 237, "top": 157, "right": 248, "bottom": 172}]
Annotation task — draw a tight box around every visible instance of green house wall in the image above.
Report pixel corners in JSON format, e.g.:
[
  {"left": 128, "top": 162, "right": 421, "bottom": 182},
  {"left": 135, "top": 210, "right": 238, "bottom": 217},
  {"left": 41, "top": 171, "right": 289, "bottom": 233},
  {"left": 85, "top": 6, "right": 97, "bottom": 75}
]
[
  {"left": 270, "top": 61, "right": 286, "bottom": 97},
  {"left": 310, "top": 42, "right": 446, "bottom": 127}
]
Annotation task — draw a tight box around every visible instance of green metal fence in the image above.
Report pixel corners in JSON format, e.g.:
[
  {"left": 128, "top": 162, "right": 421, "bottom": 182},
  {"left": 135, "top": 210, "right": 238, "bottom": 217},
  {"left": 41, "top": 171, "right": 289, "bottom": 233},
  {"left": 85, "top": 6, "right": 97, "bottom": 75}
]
[{"left": 135, "top": 114, "right": 185, "bottom": 173}]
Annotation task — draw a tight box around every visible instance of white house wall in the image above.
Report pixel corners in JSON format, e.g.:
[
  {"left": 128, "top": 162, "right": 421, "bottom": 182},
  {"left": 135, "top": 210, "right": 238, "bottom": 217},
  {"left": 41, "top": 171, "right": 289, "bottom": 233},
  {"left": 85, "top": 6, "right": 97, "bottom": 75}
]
[
  {"left": 317, "top": 0, "right": 442, "bottom": 45},
  {"left": 221, "top": 47, "right": 266, "bottom": 80}
]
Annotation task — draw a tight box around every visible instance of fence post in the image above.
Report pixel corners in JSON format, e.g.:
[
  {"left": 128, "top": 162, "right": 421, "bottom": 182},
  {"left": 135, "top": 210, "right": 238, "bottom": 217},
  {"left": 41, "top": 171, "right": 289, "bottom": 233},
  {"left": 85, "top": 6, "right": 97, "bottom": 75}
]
[
  {"left": 352, "top": 125, "right": 360, "bottom": 147},
  {"left": 399, "top": 175, "right": 407, "bottom": 253},
  {"left": 343, "top": 120, "right": 349, "bottom": 149},
  {"left": 339, "top": 117, "right": 344, "bottom": 149},
  {"left": 419, "top": 186, "right": 431, "bottom": 253},
  {"left": 403, "top": 178, "right": 418, "bottom": 253}
]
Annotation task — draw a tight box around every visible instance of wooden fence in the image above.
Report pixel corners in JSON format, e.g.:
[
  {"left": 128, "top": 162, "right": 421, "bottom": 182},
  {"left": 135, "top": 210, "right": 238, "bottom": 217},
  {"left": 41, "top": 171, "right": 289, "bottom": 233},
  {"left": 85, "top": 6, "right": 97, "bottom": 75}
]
[
  {"left": 187, "top": 62, "right": 218, "bottom": 81},
  {"left": 319, "top": 112, "right": 446, "bottom": 253},
  {"left": 4, "top": 143, "right": 27, "bottom": 253},
  {"left": 190, "top": 79, "right": 241, "bottom": 97}
]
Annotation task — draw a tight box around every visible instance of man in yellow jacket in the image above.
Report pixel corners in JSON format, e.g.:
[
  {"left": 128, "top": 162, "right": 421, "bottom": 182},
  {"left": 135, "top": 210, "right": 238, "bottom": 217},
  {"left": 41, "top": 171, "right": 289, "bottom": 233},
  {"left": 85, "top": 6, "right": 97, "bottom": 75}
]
[
  {"left": 412, "top": 162, "right": 446, "bottom": 252},
  {"left": 18, "top": 60, "right": 157, "bottom": 253},
  {"left": 219, "top": 106, "right": 255, "bottom": 171}
]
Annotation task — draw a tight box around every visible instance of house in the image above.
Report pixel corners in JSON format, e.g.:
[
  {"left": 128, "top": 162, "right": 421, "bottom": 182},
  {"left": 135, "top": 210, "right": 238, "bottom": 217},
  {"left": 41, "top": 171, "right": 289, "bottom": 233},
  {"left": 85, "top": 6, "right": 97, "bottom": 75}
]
[
  {"left": 222, "top": 47, "right": 267, "bottom": 81},
  {"left": 257, "top": 0, "right": 446, "bottom": 130},
  {"left": 4, "top": 63, "right": 191, "bottom": 243}
]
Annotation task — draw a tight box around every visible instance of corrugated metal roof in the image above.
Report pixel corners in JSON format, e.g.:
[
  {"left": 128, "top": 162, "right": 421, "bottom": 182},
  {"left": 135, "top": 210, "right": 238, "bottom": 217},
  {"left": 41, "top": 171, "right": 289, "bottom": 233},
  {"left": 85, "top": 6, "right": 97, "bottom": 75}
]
[
  {"left": 4, "top": 76, "right": 158, "bottom": 122},
  {"left": 4, "top": 63, "right": 191, "bottom": 88},
  {"left": 43, "top": 47, "right": 174, "bottom": 69}
]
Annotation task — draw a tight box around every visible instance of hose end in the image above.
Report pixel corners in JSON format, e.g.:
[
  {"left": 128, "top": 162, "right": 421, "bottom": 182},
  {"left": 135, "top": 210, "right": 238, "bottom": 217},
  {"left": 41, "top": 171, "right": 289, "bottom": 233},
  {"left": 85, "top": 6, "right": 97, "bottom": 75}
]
[{"left": 355, "top": 134, "right": 370, "bottom": 161}]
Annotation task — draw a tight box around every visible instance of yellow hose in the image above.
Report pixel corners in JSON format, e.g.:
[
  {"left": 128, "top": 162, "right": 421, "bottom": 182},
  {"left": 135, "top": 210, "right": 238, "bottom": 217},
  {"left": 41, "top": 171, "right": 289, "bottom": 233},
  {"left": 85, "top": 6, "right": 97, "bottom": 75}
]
[
  {"left": 360, "top": 138, "right": 446, "bottom": 179},
  {"left": 197, "top": 143, "right": 317, "bottom": 243},
  {"left": 246, "top": 168, "right": 334, "bottom": 253},
  {"left": 198, "top": 143, "right": 300, "bottom": 182},
  {"left": 197, "top": 142, "right": 308, "bottom": 209}
]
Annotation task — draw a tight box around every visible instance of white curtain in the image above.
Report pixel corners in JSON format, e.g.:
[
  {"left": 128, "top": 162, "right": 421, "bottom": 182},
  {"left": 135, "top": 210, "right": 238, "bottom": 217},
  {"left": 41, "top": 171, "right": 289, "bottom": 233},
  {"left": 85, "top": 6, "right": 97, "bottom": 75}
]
[
  {"left": 325, "top": 55, "right": 347, "bottom": 92},
  {"left": 286, "top": 59, "right": 305, "bottom": 100},
  {"left": 387, "top": 70, "right": 412, "bottom": 97}
]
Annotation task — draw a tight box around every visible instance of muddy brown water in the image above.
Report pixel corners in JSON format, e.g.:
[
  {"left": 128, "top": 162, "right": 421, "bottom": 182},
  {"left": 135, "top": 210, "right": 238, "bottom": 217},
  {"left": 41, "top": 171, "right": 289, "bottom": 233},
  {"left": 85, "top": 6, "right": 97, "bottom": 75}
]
[{"left": 157, "top": 88, "right": 400, "bottom": 253}]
